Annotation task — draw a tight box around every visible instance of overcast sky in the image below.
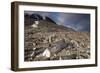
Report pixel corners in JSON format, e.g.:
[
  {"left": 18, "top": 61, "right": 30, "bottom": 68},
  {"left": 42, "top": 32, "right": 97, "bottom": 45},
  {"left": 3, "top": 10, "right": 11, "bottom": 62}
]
[{"left": 25, "top": 11, "right": 90, "bottom": 32}]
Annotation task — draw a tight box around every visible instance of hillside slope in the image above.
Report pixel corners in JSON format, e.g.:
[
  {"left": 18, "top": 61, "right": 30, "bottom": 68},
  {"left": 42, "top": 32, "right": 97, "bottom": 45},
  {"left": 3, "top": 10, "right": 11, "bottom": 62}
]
[{"left": 24, "top": 19, "right": 90, "bottom": 61}]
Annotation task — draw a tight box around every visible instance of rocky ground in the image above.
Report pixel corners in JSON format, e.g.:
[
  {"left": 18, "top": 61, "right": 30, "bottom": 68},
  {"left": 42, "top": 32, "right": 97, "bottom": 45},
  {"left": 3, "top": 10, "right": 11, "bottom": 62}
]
[{"left": 24, "top": 20, "right": 90, "bottom": 61}]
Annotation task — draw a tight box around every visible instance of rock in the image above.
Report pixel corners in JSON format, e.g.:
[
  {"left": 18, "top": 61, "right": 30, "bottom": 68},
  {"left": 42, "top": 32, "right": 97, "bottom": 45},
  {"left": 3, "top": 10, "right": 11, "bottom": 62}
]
[
  {"left": 33, "top": 42, "right": 36, "bottom": 46},
  {"left": 34, "top": 48, "right": 46, "bottom": 55},
  {"left": 42, "top": 48, "right": 51, "bottom": 58},
  {"left": 71, "top": 40, "right": 79, "bottom": 48},
  {"left": 33, "top": 47, "right": 36, "bottom": 50},
  {"left": 32, "top": 23, "right": 38, "bottom": 28},
  {"left": 49, "top": 39, "right": 67, "bottom": 54},
  {"left": 59, "top": 56, "right": 62, "bottom": 60},
  {"left": 57, "top": 49, "right": 71, "bottom": 56},
  {"left": 34, "top": 56, "right": 50, "bottom": 61}
]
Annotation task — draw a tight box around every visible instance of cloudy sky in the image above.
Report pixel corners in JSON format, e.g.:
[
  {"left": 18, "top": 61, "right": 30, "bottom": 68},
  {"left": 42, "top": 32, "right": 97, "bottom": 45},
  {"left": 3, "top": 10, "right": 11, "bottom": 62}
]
[{"left": 25, "top": 11, "right": 90, "bottom": 32}]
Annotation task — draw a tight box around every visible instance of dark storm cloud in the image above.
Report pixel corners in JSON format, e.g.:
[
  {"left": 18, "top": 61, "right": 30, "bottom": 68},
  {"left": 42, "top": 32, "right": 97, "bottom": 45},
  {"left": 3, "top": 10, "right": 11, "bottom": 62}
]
[{"left": 25, "top": 11, "right": 90, "bottom": 32}]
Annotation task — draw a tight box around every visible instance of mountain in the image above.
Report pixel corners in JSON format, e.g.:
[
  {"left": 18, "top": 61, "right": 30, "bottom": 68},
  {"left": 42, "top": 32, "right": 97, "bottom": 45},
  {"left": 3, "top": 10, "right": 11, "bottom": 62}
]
[
  {"left": 24, "top": 14, "right": 90, "bottom": 61},
  {"left": 30, "top": 14, "right": 43, "bottom": 20},
  {"left": 33, "top": 20, "right": 75, "bottom": 32},
  {"left": 24, "top": 14, "right": 57, "bottom": 26},
  {"left": 24, "top": 14, "right": 43, "bottom": 26},
  {"left": 45, "top": 16, "right": 57, "bottom": 24}
]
